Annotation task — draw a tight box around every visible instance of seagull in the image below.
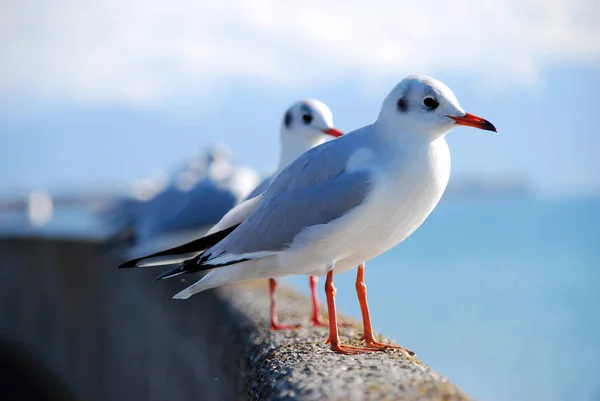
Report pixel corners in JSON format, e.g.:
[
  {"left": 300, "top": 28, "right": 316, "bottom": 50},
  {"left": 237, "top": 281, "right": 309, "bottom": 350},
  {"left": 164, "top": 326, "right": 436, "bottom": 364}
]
[
  {"left": 119, "top": 145, "right": 260, "bottom": 261},
  {"left": 135, "top": 144, "right": 240, "bottom": 243},
  {"left": 119, "top": 75, "right": 496, "bottom": 354},
  {"left": 226, "top": 99, "right": 343, "bottom": 329},
  {"left": 101, "top": 170, "right": 168, "bottom": 246}
]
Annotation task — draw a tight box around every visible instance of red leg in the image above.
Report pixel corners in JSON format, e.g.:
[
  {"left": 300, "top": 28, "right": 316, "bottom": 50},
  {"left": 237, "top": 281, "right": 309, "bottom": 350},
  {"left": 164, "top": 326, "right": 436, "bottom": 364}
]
[
  {"left": 309, "top": 276, "right": 328, "bottom": 327},
  {"left": 355, "top": 264, "right": 414, "bottom": 356},
  {"left": 310, "top": 276, "right": 350, "bottom": 327},
  {"left": 325, "top": 270, "right": 382, "bottom": 354},
  {"left": 269, "top": 278, "right": 302, "bottom": 330}
]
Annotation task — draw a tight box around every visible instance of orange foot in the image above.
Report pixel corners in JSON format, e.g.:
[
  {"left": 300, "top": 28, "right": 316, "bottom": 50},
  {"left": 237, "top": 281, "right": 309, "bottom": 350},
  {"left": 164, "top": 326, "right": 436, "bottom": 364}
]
[
  {"left": 270, "top": 322, "right": 302, "bottom": 330},
  {"left": 326, "top": 335, "right": 386, "bottom": 350},
  {"left": 362, "top": 337, "right": 414, "bottom": 356},
  {"left": 330, "top": 343, "right": 385, "bottom": 354}
]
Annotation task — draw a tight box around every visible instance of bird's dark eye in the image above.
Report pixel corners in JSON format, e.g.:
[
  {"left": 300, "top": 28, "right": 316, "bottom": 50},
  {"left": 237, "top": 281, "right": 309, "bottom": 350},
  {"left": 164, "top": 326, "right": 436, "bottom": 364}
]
[
  {"left": 397, "top": 98, "right": 407, "bottom": 112},
  {"left": 423, "top": 97, "right": 439, "bottom": 110},
  {"left": 302, "top": 113, "right": 313, "bottom": 124},
  {"left": 284, "top": 111, "right": 293, "bottom": 128}
]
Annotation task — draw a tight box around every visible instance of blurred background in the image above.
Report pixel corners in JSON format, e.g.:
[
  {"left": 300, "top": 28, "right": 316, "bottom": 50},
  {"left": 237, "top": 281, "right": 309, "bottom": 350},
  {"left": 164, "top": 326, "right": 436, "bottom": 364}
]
[{"left": 1, "top": 0, "right": 599, "bottom": 400}]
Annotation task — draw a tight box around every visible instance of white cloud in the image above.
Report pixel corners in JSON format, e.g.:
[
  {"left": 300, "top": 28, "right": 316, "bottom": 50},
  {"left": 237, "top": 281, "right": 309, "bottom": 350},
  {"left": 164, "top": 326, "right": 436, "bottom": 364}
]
[{"left": 0, "top": 0, "right": 598, "bottom": 104}]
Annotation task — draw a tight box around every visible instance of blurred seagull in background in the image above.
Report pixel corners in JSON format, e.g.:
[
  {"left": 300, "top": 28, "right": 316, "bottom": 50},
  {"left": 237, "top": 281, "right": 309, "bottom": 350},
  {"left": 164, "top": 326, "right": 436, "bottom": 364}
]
[
  {"left": 110, "top": 144, "right": 260, "bottom": 258},
  {"left": 100, "top": 169, "right": 169, "bottom": 246},
  {"left": 120, "top": 76, "right": 496, "bottom": 354},
  {"left": 134, "top": 144, "right": 243, "bottom": 243}
]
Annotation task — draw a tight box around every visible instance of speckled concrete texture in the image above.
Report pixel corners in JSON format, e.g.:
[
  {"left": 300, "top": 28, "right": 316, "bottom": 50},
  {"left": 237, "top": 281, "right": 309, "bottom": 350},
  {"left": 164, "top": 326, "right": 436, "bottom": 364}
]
[{"left": 203, "top": 280, "right": 472, "bottom": 401}]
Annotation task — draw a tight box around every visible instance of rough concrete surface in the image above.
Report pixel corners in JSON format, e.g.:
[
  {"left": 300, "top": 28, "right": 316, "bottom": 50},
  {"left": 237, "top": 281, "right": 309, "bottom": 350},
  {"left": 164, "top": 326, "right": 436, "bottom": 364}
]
[{"left": 206, "top": 280, "right": 471, "bottom": 401}]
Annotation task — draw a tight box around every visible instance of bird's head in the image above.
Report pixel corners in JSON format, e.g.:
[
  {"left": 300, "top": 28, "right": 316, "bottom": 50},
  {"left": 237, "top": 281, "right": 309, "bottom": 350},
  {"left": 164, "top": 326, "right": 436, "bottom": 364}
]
[
  {"left": 378, "top": 75, "right": 497, "bottom": 139},
  {"left": 281, "top": 99, "right": 343, "bottom": 142}
]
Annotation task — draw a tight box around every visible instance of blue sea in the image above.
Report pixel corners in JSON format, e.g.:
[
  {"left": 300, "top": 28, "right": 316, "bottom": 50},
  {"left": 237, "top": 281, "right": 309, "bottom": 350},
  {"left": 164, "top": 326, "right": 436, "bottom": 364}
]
[{"left": 2, "top": 196, "right": 599, "bottom": 401}]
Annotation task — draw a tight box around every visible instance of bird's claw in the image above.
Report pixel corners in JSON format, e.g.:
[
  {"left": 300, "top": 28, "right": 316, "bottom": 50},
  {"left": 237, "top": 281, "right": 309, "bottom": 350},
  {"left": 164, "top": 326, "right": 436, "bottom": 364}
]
[
  {"left": 362, "top": 338, "right": 414, "bottom": 356},
  {"left": 330, "top": 343, "right": 385, "bottom": 354},
  {"left": 310, "top": 315, "right": 329, "bottom": 327},
  {"left": 270, "top": 323, "right": 303, "bottom": 331}
]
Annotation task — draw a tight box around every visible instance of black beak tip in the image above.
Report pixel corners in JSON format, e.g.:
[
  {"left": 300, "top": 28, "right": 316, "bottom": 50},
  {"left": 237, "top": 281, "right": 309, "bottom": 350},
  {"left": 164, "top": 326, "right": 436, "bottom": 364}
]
[{"left": 483, "top": 120, "right": 497, "bottom": 133}]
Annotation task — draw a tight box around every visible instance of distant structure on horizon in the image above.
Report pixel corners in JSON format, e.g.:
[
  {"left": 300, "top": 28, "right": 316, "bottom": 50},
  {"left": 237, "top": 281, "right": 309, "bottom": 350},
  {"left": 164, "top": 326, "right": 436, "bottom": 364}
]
[{"left": 445, "top": 175, "right": 534, "bottom": 198}]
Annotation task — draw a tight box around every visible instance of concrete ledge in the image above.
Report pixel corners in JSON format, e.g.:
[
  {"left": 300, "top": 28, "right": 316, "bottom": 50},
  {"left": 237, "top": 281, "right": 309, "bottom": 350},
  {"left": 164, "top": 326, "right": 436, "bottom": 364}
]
[
  {"left": 217, "top": 283, "right": 470, "bottom": 401},
  {"left": 0, "top": 237, "right": 470, "bottom": 400}
]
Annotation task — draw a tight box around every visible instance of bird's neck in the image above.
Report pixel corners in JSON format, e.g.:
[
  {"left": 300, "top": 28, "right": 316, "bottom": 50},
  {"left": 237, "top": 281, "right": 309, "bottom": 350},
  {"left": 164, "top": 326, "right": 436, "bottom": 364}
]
[
  {"left": 373, "top": 119, "right": 448, "bottom": 149},
  {"left": 371, "top": 121, "right": 451, "bottom": 186},
  {"left": 277, "top": 134, "right": 326, "bottom": 172}
]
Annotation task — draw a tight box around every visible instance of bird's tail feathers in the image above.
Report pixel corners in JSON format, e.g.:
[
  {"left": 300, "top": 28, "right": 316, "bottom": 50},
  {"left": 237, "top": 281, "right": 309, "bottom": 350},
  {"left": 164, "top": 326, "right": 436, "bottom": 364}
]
[
  {"left": 171, "top": 255, "right": 279, "bottom": 299},
  {"left": 118, "top": 224, "right": 239, "bottom": 269}
]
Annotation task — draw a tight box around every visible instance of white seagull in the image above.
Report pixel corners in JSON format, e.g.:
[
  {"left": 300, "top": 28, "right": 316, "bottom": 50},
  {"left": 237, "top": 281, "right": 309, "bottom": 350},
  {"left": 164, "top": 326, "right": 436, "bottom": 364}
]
[
  {"left": 120, "top": 75, "right": 496, "bottom": 354},
  {"left": 208, "top": 99, "right": 343, "bottom": 330}
]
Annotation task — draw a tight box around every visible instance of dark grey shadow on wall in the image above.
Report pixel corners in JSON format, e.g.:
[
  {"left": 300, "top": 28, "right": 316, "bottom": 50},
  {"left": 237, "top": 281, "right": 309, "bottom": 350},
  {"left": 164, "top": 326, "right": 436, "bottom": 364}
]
[{"left": 0, "top": 339, "right": 77, "bottom": 401}]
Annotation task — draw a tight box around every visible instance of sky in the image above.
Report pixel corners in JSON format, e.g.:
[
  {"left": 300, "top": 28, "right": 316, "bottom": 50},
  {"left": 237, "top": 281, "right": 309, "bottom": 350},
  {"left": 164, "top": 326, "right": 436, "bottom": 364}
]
[{"left": 1, "top": 0, "right": 599, "bottom": 198}]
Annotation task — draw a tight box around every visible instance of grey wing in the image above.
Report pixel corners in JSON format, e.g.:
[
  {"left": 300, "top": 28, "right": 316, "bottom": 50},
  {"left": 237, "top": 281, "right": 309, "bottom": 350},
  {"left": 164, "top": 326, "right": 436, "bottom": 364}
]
[
  {"left": 201, "top": 134, "right": 373, "bottom": 261},
  {"left": 244, "top": 175, "right": 274, "bottom": 201}
]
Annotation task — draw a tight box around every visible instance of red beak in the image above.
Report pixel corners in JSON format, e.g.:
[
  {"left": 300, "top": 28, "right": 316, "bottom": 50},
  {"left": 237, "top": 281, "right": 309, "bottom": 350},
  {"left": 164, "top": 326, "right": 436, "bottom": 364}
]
[
  {"left": 448, "top": 112, "right": 497, "bottom": 132},
  {"left": 321, "top": 127, "right": 343, "bottom": 137}
]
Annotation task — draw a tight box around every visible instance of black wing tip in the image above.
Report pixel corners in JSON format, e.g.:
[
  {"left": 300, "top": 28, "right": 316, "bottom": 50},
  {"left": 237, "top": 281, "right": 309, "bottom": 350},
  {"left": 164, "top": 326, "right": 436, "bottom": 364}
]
[
  {"left": 118, "top": 259, "right": 140, "bottom": 269},
  {"left": 154, "top": 267, "right": 182, "bottom": 281},
  {"left": 154, "top": 273, "right": 167, "bottom": 281},
  {"left": 151, "top": 254, "right": 251, "bottom": 279},
  {"left": 155, "top": 257, "right": 200, "bottom": 280},
  {"left": 202, "top": 257, "right": 251, "bottom": 269},
  {"left": 116, "top": 223, "right": 241, "bottom": 271}
]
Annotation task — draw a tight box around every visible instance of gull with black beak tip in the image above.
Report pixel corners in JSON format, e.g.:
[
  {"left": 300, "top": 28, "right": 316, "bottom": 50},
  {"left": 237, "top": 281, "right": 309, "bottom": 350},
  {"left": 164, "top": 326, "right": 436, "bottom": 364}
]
[
  {"left": 206, "top": 99, "right": 343, "bottom": 330},
  {"left": 120, "top": 75, "right": 496, "bottom": 354}
]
